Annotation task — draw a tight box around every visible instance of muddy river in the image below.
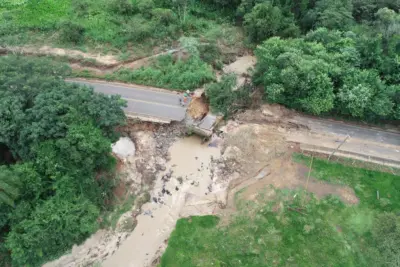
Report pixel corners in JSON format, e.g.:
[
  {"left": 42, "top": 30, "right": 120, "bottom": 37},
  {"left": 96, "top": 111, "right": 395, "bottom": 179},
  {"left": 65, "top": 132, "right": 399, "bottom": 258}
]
[{"left": 102, "top": 136, "right": 221, "bottom": 267}]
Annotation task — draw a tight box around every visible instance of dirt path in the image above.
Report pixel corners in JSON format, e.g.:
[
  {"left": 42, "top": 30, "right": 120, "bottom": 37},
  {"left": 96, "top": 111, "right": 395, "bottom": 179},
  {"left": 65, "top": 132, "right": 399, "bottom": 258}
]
[
  {"left": 0, "top": 45, "right": 181, "bottom": 73},
  {"left": 0, "top": 45, "right": 119, "bottom": 66}
]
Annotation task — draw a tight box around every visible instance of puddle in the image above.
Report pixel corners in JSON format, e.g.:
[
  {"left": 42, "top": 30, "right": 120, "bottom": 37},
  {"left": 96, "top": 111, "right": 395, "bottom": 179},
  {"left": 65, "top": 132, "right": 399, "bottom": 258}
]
[{"left": 102, "top": 136, "right": 221, "bottom": 267}]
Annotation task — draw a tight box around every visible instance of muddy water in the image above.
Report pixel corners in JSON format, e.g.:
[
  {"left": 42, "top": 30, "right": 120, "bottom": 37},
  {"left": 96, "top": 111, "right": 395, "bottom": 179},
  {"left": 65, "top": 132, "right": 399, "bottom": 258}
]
[{"left": 102, "top": 136, "right": 221, "bottom": 267}]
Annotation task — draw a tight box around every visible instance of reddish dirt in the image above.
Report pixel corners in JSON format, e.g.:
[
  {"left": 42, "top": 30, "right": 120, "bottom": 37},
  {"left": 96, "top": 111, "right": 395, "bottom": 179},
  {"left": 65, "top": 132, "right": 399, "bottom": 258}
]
[
  {"left": 239, "top": 154, "right": 359, "bottom": 205},
  {"left": 188, "top": 97, "right": 209, "bottom": 120},
  {"left": 117, "top": 119, "right": 160, "bottom": 134},
  {"left": 113, "top": 182, "right": 127, "bottom": 200}
]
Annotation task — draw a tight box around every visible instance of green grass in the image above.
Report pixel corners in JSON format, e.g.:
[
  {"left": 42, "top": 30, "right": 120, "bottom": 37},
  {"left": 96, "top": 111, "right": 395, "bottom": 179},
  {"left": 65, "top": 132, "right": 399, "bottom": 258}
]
[
  {"left": 71, "top": 54, "right": 216, "bottom": 90},
  {"left": 160, "top": 155, "right": 400, "bottom": 267},
  {"left": 14, "top": 0, "right": 70, "bottom": 28},
  {"left": 293, "top": 153, "right": 400, "bottom": 212},
  {"left": 0, "top": 0, "right": 243, "bottom": 55},
  {"left": 112, "top": 55, "right": 216, "bottom": 90}
]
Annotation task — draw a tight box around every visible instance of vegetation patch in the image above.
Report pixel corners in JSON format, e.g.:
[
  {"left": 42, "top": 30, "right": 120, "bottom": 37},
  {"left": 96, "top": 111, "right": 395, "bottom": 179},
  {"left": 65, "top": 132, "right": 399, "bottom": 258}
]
[
  {"left": 293, "top": 154, "right": 400, "bottom": 212},
  {"left": 206, "top": 74, "right": 252, "bottom": 117},
  {"left": 161, "top": 155, "right": 400, "bottom": 267},
  {"left": 0, "top": 56, "right": 126, "bottom": 266},
  {"left": 0, "top": 0, "right": 244, "bottom": 54},
  {"left": 113, "top": 54, "right": 215, "bottom": 90}
]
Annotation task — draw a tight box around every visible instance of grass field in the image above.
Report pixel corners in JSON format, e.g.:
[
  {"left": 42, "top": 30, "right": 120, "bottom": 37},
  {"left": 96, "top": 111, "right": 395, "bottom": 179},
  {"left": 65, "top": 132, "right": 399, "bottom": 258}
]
[
  {"left": 160, "top": 155, "right": 400, "bottom": 267},
  {"left": 0, "top": 0, "right": 243, "bottom": 55}
]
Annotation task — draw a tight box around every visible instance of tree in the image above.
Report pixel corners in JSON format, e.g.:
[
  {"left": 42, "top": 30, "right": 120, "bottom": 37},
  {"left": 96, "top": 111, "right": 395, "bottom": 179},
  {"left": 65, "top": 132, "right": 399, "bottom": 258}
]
[
  {"left": 375, "top": 8, "right": 400, "bottom": 55},
  {"left": 0, "top": 167, "right": 20, "bottom": 207},
  {"left": 338, "top": 84, "right": 373, "bottom": 117},
  {"left": 352, "top": 0, "right": 377, "bottom": 22},
  {"left": 244, "top": 3, "right": 300, "bottom": 43},
  {"left": 6, "top": 196, "right": 100, "bottom": 266},
  {"left": 171, "top": 0, "right": 191, "bottom": 23},
  {"left": 0, "top": 56, "right": 126, "bottom": 266},
  {"left": 206, "top": 74, "right": 251, "bottom": 116},
  {"left": 0, "top": 56, "right": 126, "bottom": 160},
  {"left": 254, "top": 37, "right": 335, "bottom": 114},
  {"left": 304, "top": 0, "right": 354, "bottom": 30},
  {"left": 108, "top": 0, "right": 134, "bottom": 15}
]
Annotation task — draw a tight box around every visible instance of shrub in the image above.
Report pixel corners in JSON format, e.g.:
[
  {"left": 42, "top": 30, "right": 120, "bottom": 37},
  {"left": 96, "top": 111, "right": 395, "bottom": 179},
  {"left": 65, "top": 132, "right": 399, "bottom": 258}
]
[
  {"left": 206, "top": 74, "right": 251, "bottom": 116},
  {"left": 58, "top": 20, "right": 85, "bottom": 44},
  {"left": 244, "top": 3, "right": 300, "bottom": 43},
  {"left": 135, "top": 0, "right": 155, "bottom": 18},
  {"left": 152, "top": 8, "right": 176, "bottom": 26},
  {"left": 6, "top": 196, "right": 100, "bottom": 266},
  {"left": 198, "top": 42, "right": 222, "bottom": 68},
  {"left": 122, "top": 16, "right": 156, "bottom": 42},
  {"left": 71, "top": 0, "right": 92, "bottom": 17},
  {"left": 114, "top": 55, "right": 215, "bottom": 90},
  {"left": 108, "top": 0, "right": 134, "bottom": 15}
]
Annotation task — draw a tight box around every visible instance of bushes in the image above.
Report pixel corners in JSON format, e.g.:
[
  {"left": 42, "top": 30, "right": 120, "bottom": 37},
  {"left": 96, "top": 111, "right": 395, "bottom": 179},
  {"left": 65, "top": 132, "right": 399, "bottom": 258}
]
[
  {"left": 152, "top": 8, "right": 176, "bottom": 26},
  {"left": 244, "top": 3, "right": 300, "bottom": 43},
  {"left": 115, "top": 54, "right": 215, "bottom": 90},
  {"left": 58, "top": 20, "right": 85, "bottom": 44},
  {"left": 6, "top": 196, "right": 99, "bottom": 266},
  {"left": 108, "top": 0, "right": 134, "bottom": 15},
  {"left": 206, "top": 74, "right": 251, "bottom": 116},
  {"left": 122, "top": 16, "right": 157, "bottom": 42}
]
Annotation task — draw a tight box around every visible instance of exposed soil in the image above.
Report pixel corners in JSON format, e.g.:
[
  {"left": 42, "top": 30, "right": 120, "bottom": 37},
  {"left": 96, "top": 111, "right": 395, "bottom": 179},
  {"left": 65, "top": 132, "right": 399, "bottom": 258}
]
[
  {"left": 235, "top": 103, "right": 296, "bottom": 124},
  {"left": 216, "top": 123, "right": 359, "bottom": 213},
  {"left": 239, "top": 155, "right": 359, "bottom": 205},
  {"left": 223, "top": 55, "right": 256, "bottom": 76},
  {"left": 187, "top": 96, "right": 209, "bottom": 120},
  {"left": 0, "top": 45, "right": 119, "bottom": 66},
  {"left": 0, "top": 45, "right": 182, "bottom": 74}
]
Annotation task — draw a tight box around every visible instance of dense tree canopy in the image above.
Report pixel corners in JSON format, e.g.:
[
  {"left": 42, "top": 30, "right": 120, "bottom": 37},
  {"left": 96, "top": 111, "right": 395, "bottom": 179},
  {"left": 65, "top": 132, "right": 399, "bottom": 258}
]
[
  {"left": 244, "top": 0, "right": 399, "bottom": 122},
  {"left": 254, "top": 28, "right": 399, "bottom": 120},
  {"left": 0, "top": 56, "right": 126, "bottom": 266}
]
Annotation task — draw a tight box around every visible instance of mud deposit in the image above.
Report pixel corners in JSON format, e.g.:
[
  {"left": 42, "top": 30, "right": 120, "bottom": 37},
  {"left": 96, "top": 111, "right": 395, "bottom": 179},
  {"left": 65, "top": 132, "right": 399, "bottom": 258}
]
[{"left": 103, "top": 136, "right": 221, "bottom": 267}]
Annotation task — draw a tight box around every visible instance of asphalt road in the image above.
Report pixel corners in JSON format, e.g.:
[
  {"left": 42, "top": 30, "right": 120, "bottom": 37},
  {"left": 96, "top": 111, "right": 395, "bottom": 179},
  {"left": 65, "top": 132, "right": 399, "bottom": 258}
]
[
  {"left": 69, "top": 79, "right": 400, "bottom": 154},
  {"left": 68, "top": 79, "right": 187, "bottom": 121},
  {"left": 291, "top": 116, "right": 400, "bottom": 147}
]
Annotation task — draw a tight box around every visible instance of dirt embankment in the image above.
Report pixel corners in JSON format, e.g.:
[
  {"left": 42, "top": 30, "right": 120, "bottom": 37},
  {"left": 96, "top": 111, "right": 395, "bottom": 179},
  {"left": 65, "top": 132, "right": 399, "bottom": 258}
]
[{"left": 0, "top": 45, "right": 183, "bottom": 75}]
